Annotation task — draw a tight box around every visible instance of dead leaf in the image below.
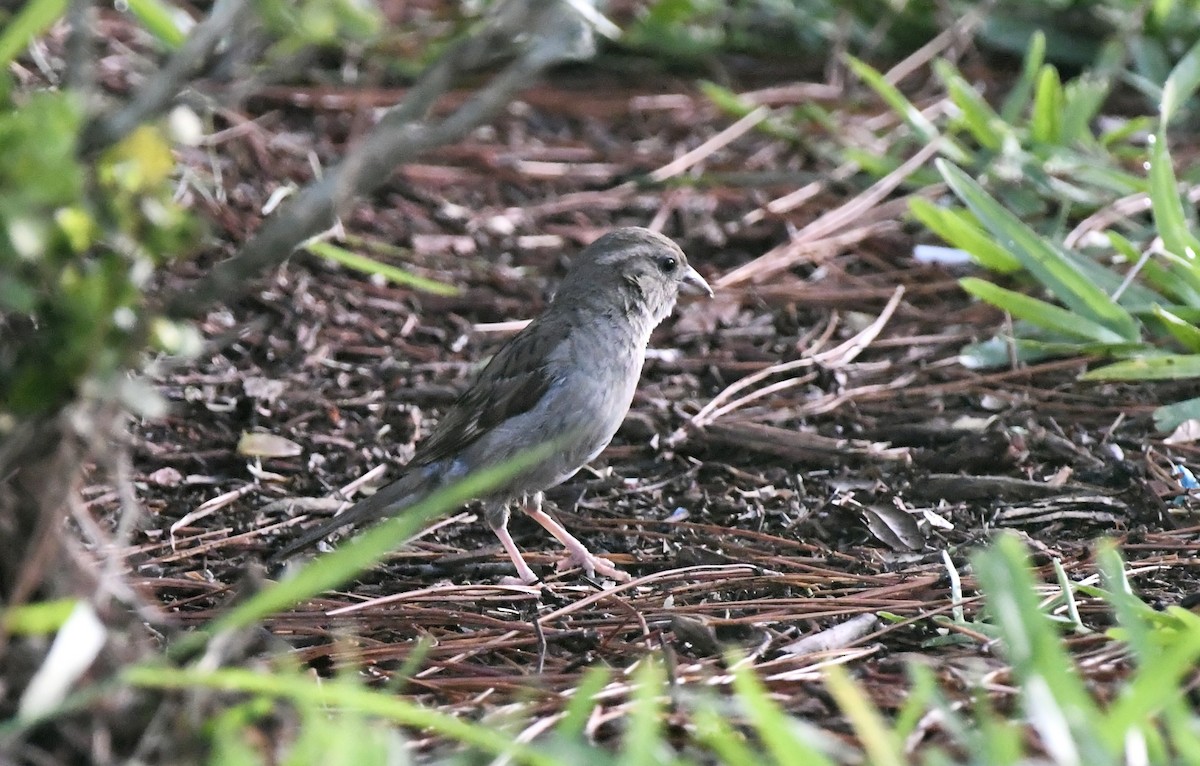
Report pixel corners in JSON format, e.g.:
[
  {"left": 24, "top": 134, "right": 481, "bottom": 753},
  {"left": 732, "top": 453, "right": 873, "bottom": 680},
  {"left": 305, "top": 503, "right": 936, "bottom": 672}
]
[
  {"left": 670, "top": 615, "right": 721, "bottom": 656},
  {"left": 238, "top": 431, "right": 303, "bottom": 458},
  {"left": 863, "top": 501, "right": 925, "bottom": 552}
]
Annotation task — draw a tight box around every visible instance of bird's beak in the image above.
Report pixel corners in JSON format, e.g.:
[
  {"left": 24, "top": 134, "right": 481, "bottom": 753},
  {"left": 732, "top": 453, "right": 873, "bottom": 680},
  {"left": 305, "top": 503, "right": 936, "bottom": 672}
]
[{"left": 680, "top": 265, "right": 713, "bottom": 297}]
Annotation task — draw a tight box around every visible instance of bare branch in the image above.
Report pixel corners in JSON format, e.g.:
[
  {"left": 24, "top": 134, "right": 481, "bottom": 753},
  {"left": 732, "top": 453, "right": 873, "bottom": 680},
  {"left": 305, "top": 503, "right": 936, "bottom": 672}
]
[
  {"left": 167, "top": 0, "right": 596, "bottom": 319},
  {"left": 79, "top": 0, "right": 252, "bottom": 154}
]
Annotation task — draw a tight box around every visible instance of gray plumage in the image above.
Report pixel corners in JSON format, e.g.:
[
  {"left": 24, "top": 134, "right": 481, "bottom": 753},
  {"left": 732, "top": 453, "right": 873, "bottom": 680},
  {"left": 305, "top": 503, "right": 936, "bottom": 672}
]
[{"left": 269, "top": 227, "right": 712, "bottom": 582}]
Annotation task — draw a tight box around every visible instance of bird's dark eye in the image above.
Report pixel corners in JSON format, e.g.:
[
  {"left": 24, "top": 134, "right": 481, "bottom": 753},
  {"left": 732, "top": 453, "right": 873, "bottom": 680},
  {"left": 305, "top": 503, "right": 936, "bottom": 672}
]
[{"left": 657, "top": 255, "right": 678, "bottom": 274}]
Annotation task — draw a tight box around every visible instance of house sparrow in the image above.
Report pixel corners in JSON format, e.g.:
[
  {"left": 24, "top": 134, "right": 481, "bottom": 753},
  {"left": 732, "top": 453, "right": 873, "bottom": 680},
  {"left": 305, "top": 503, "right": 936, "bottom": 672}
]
[{"left": 269, "top": 227, "right": 712, "bottom": 583}]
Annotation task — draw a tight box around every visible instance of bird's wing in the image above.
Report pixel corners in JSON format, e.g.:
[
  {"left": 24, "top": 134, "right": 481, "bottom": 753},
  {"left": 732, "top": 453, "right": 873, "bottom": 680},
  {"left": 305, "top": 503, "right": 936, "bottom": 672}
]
[
  {"left": 411, "top": 315, "right": 569, "bottom": 466},
  {"left": 268, "top": 316, "right": 571, "bottom": 563}
]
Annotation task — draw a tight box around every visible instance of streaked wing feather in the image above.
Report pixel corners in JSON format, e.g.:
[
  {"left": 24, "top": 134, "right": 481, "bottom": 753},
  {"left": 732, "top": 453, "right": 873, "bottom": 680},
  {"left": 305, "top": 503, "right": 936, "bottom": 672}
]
[{"left": 412, "top": 317, "right": 568, "bottom": 466}]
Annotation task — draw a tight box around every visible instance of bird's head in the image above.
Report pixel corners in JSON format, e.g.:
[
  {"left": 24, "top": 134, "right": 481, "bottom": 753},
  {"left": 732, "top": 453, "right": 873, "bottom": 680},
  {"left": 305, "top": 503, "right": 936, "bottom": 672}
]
[{"left": 559, "top": 227, "right": 712, "bottom": 325}]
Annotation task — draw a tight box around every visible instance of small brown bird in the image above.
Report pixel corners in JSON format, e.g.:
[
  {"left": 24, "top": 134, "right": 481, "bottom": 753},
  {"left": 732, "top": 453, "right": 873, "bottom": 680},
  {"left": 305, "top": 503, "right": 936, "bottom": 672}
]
[{"left": 270, "top": 227, "right": 711, "bottom": 582}]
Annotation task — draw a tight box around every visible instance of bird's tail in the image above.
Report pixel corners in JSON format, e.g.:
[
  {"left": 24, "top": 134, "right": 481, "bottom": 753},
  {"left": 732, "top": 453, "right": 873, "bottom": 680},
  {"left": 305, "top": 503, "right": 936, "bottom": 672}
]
[{"left": 266, "top": 468, "right": 435, "bottom": 564}]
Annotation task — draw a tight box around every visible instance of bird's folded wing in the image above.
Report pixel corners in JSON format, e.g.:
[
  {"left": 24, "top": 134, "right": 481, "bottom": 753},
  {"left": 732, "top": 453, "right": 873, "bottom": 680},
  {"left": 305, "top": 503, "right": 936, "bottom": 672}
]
[
  {"left": 411, "top": 314, "right": 570, "bottom": 465},
  {"left": 269, "top": 315, "right": 571, "bottom": 562}
]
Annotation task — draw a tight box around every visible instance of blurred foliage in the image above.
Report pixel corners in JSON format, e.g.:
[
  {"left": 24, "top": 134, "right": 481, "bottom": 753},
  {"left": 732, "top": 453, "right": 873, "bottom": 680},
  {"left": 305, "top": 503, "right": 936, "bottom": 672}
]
[
  {"left": 0, "top": 0, "right": 385, "bottom": 423},
  {"left": 256, "top": 0, "right": 383, "bottom": 57},
  {"left": 689, "top": 1, "right": 1200, "bottom": 427},
  {"left": 0, "top": 83, "right": 198, "bottom": 418},
  {"left": 16, "top": 536, "right": 1188, "bottom": 765},
  {"left": 907, "top": 38, "right": 1200, "bottom": 428},
  {"left": 623, "top": 0, "right": 1200, "bottom": 77}
]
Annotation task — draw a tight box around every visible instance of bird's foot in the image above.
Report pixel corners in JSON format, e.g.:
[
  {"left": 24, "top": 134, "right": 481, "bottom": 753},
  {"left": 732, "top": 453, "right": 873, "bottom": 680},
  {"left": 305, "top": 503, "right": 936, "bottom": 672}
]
[
  {"left": 499, "top": 573, "right": 540, "bottom": 586},
  {"left": 555, "top": 548, "right": 631, "bottom": 582}
]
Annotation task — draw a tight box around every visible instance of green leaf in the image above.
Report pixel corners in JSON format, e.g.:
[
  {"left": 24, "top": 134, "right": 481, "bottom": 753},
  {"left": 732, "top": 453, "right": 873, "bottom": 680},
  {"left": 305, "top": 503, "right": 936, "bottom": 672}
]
[
  {"left": 0, "top": 0, "right": 68, "bottom": 68},
  {"left": 1083, "top": 354, "right": 1200, "bottom": 381},
  {"left": 123, "top": 0, "right": 187, "bottom": 48},
  {"left": 1161, "top": 36, "right": 1200, "bottom": 126},
  {"left": 939, "top": 160, "right": 1141, "bottom": 340},
  {"left": 305, "top": 241, "right": 459, "bottom": 296},
  {"left": 908, "top": 199, "right": 1021, "bottom": 273},
  {"left": 960, "top": 278, "right": 1130, "bottom": 343},
  {"left": 1153, "top": 396, "right": 1200, "bottom": 431}
]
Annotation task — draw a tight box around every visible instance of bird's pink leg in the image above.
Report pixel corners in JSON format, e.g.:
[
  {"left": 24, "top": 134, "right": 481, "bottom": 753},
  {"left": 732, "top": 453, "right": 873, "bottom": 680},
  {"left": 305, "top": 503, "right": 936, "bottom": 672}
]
[
  {"left": 522, "top": 493, "right": 631, "bottom": 582},
  {"left": 492, "top": 523, "right": 539, "bottom": 584},
  {"left": 486, "top": 503, "right": 539, "bottom": 584}
]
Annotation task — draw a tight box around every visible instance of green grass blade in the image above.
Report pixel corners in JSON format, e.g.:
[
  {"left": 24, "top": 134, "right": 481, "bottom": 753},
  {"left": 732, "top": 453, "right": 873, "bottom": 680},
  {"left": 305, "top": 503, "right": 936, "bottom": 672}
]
[
  {"left": 846, "top": 56, "right": 939, "bottom": 142},
  {"left": 1001, "top": 30, "right": 1046, "bottom": 122},
  {"left": 1140, "top": 259, "right": 1200, "bottom": 306},
  {"left": 1081, "top": 353, "right": 1200, "bottom": 380},
  {"left": 1096, "top": 543, "right": 1200, "bottom": 735},
  {"left": 700, "top": 80, "right": 799, "bottom": 141},
  {"left": 1, "top": 598, "right": 79, "bottom": 634},
  {"left": 845, "top": 56, "right": 969, "bottom": 164},
  {"left": 940, "top": 160, "right": 1140, "bottom": 340},
  {"left": 1148, "top": 128, "right": 1200, "bottom": 262},
  {"left": 972, "top": 535, "right": 1108, "bottom": 760},
  {"left": 934, "top": 60, "right": 1004, "bottom": 150},
  {"left": 123, "top": 0, "right": 187, "bottom": 48},
  {"left": 960, "top": 278, "right": 1130, "bottom": 344},
  {"left": 909, "top": 199, "right": 1021, "bottom": 273},
  {"left": 1030, "top": 65, "right": 1063, "bottom": 144},
  {"left": 825, "top": 665, "right": 904, "bottom": 766},
  {"left": 0, "top": 0, "right": 68, "bottom": 67},
  {"left": 1152, "top": 305, "right": 1200, "bottom": 351},
  {"left": 556, "top": 667, "right": 611, "bottom": 739},
  {"left": 125, "top": 666, "right": 557, "bottom": 766},
  {"left": 731, "top": 661, "right": 833, "bottom": 766},
  {"left": 305, "top": 241, "right": 460, "bottom": 296},
  {"left": 618, "top": 660, "right": 668, "bottom": 766},
  {"left": 1060, "top": 73, "right": 1111, "bottom": 144},
  {"left": 1162, "top": 698, "right": 1200, "bottom": 763},
  {"left": 1161, "top": 36, "right": 1200, "bottom": 126},
  {"left": 694, "top": 704, "right": 762, "bottom": 765},
  {"left": 1056, "top": 244, "right": 1163, "bottom": 310}
]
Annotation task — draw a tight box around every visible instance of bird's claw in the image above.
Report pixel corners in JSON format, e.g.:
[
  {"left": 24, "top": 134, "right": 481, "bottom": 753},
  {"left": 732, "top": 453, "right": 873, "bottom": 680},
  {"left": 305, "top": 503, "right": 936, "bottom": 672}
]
[{"left": 555, "top": 551, "right": 631, "bottom": 582}]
